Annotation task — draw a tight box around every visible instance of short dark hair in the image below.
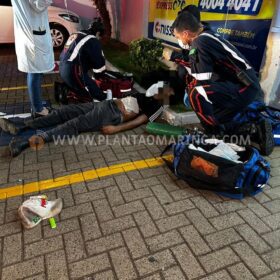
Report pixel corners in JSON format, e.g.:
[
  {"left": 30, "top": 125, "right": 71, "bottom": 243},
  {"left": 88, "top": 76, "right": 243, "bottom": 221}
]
[
  {"left": 178, "top": 5, "right": 201, "bottom": 22},
  {"left": 172, "top": 11, "right": 200, "bottom": 33},
  {"left": 88, "top": 17, "right": 105, "bottom": 36}
]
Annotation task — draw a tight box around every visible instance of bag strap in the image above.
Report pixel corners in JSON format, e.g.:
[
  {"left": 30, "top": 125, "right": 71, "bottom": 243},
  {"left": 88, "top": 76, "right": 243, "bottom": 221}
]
[
  {"left": 162, "top": 157, "right": 175, "bottom": 173},
  {"left": 263, "top": 107, "right": 280, "bottom": 124},
  {"left": 160, "top": 144, "right": 175, "bottom": 173},
  {"left": 160, "top": 144, "right": 173, "bottom": 157}
]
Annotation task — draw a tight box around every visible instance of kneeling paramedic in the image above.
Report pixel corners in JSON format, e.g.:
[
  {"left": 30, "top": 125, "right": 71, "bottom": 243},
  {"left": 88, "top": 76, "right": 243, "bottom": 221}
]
[
  {"left": 172, "top": 12, "right": 274, "bottom": 155},
  {"left": 59, "top": 19, "right": 107, "bottom": 101},
  {"left": 0, "top": 91, "right": 167, "bottom": 157}
]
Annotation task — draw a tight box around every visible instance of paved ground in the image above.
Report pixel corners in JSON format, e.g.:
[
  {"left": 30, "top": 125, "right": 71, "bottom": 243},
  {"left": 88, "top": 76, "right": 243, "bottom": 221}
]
[{"left": 0, "top": 45, "right": 280, "bottom": 280}]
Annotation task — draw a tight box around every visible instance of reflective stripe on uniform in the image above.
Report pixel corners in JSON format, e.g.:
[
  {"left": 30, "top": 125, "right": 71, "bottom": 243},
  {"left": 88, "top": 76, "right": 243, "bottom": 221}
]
[
  {"left": 199, "top": 33, "right": 252, "bottom": 70},
  {"left": 68, "top": 35, "right": 96, "bottom": 62},
  {"left": 149, "top": 106, "right": 164, "bottom": 122},
  {"left": 195, "top": 86, "right": 213, "bottom": 104},
  {"left": 184, "top": 66, "right": 212, "bottom": 81},
  {"left": 191, "top": 72, "right": 212, "bottom": 81},
  {"left": 92, "top": 65, "right": 106, "bottom": 73}
]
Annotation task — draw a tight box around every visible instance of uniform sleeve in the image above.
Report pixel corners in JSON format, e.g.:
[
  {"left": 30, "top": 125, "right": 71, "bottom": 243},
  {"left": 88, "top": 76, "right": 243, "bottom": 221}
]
[
  {"left": 144, "top": 103, "right": 164, "bottom": 122},
  {"left": 87, "top": 39, "right": 106, "bottom": 74},
  {"left": 29, "top": 0, "right": 52, "bottom": 13},
  {"left": 136, "top": 95, "right": 164, "bottom": 122},
  {"left": 170, "top": 50, "right": 184, "bottom": 62},
  {"left": 189, "top": 37, "right": 214, "bottom": 83}
]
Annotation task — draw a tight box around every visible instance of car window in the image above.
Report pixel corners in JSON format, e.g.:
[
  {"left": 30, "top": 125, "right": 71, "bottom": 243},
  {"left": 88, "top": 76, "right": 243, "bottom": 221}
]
[{"left": 0, "top": 0, "right": 12, "bottom": 6}]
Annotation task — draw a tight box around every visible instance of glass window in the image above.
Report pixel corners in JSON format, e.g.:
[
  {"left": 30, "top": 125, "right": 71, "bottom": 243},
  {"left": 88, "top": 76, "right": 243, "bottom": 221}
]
[{"left": 0, "top": 0, "right": 12, "bottom": 7}]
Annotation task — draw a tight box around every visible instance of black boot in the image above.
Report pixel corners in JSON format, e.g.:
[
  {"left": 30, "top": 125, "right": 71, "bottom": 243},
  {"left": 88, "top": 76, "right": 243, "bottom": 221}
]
[
  {"left": 0, "top": 118, "right": 19, "bottom": 135},
  {"left": 9, "top": 138, "right": 29, "bottom": 157},
  {"left": 256, "top": 119, "right": 274, "bottom": 156},
  {"left": 235, "top": 123, "right": 257, "bottom": 136},
  {"left": 203, "top": 124, "right": 225, "bottom": 139}
]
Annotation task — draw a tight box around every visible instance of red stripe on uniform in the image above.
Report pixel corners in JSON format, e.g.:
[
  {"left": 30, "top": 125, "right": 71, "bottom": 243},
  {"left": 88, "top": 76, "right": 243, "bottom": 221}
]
[
  {"left": 196, "top": 93, "right": 203, "bottom": 113},
  {"left": 239, "top": 85, "right": 249, "bottom": 93},
  {"left": 189, "top": 87, "right": 197, "bottom": 110},
  {"left": 197, "top": 112, "right": 214, "bottom": 126},
  {"left": 209, "top": 116, "right": 218, "bottom": 125}
]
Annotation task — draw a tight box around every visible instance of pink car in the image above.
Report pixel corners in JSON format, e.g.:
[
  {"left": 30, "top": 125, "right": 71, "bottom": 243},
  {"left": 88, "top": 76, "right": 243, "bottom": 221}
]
[{"left": 0, "top": 0, "right": 82, "bottom": 49}]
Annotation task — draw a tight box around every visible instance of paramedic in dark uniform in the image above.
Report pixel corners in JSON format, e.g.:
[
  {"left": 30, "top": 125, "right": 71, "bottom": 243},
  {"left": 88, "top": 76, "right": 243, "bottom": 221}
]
[
  {"left": 163, "top": 5, "right": 210, "bottom": 107},
  {"left": 163, "top": 5, "right": 202, "bottom": 65},
  {"left": 0, "top": 92, "right": 166, "bottom": 157},
  {"left": 171, "top": 11, "right": 274, "bottom": 155},
  {"left": 59, "top": 20, "right": 107, "bottom": 101}
]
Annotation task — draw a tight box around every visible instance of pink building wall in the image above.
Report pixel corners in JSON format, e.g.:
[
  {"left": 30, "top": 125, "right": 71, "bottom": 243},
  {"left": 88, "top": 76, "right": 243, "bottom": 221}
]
[
  {"left": 52, "top": 0, "right": 146, "bottom": 44},
  {"left": 119, "top": 0, "right": 145, "bottom": 44}
]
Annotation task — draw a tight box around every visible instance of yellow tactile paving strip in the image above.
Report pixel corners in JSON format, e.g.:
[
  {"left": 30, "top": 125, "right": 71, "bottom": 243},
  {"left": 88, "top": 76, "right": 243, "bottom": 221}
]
[
  {"left": 0, "top": 155, "right": 173, "bottom": 200},
  {"left": 0, "top": 83, "right": 53, "bottom": 91}
]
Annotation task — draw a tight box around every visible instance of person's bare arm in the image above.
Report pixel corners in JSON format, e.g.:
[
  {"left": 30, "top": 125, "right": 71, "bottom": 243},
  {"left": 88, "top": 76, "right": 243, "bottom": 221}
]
[
  {"left": 29, "top": 0, "right": 52, "bottom": 13},
  {"left": 101, "top": 114, "right": 148, "bottom": 135}
]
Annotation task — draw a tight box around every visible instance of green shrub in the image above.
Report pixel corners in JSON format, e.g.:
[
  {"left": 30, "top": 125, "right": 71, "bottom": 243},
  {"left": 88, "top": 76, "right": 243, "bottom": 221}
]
[{"left": 129, "top": 38, "right": 163, "bottom": 73}]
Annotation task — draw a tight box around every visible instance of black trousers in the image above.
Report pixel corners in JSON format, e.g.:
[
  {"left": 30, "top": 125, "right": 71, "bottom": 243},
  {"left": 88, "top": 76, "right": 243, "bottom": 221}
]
[
  {"left": 187, "top": 70, "right": 264, "bottom": 133},
  {"left": 25, "top": 100, "right": 122, "bottom": 142},
  {"left": 59, "top": 61, "right": 107, "bottom": 101}
]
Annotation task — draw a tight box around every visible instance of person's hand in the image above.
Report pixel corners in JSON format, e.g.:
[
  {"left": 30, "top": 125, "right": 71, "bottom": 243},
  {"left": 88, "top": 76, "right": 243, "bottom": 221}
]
[
  {"left": 101, "top": 125, "right": 118, "bottom": 135},
  {"left": 163, "top": 47, "right": 172, "bottom": 61}
]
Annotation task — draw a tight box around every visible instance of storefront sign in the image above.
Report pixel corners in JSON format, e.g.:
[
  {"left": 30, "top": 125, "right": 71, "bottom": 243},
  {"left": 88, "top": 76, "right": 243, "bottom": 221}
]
[{"left": 148, "top": 0, "right": 275, "bottom": 71}]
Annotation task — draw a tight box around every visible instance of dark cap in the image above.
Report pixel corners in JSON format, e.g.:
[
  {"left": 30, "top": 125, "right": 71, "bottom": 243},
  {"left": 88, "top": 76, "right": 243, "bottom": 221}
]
[{"left": 178, "top": 5, "right": 201, "bottom": 22}]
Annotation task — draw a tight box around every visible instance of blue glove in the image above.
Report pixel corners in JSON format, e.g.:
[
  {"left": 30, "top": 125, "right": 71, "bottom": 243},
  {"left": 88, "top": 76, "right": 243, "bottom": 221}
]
[{"left": 184, "top": 91, "right": 191, "bottom": 109}]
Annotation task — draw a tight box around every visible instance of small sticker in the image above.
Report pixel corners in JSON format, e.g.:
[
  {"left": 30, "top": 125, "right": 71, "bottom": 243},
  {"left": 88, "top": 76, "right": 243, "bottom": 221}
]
[
  {"left": 191, "top": 156, "right": 219, "bottom": 178},
  {"left": 189, "top": 48, "right": 197, "bottom": 55}
]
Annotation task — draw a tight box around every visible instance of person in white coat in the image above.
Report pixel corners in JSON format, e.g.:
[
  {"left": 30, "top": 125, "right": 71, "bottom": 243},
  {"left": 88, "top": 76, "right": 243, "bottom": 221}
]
[{"left": 11, "top": 0, "right": 55, "bottom": 117}]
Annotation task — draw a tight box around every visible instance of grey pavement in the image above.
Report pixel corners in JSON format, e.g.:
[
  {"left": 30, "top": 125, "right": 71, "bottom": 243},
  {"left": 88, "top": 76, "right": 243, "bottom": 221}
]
[{"left": 0, "top": 44, "right": 280, "bottom": 280}]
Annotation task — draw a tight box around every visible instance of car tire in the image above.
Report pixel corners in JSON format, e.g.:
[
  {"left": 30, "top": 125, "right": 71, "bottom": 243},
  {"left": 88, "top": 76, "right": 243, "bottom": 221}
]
[{"left": 50, "top": 24, "right": 69, "bottom": 49}]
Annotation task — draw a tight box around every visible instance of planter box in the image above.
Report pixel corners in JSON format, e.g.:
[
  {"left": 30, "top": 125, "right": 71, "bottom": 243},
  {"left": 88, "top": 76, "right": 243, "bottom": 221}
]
[{"left": 161, "top": 107, "right": 199, "bottom": 126}]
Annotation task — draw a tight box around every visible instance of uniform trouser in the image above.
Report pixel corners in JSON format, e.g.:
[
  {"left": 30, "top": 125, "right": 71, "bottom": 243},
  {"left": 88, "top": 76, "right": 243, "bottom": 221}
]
[
  {"left": 187, "top": 72, "right": 264, "bottom": 134},
  {"left": 24, "top": 100, "right": 122, "bottom": 142},
  {"left": 59, "top": 61, "right": 107, "bottom": 101}
]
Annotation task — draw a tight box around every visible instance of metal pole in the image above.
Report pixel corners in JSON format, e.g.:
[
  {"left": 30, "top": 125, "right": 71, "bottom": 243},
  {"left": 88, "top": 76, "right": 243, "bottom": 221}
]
[{"left": 143, "top": 0, "right": 150, "bottom": 38}]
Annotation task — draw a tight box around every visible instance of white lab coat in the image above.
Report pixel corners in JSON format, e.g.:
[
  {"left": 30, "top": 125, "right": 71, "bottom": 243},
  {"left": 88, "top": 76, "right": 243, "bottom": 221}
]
[{"left": 11, "top": 0, "right": 55, "bottom": 73}]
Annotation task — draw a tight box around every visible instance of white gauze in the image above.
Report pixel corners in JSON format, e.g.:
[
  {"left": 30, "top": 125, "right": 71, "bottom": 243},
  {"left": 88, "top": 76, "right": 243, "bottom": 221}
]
[{"left": 121, "top": 96, "right": 139, "bottom": 114}]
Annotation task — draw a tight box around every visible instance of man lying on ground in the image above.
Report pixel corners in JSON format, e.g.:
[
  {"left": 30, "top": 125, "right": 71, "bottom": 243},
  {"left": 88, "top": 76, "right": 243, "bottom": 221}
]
[{"left": 0, "top": 91, "right": 168, "bottom": 157}]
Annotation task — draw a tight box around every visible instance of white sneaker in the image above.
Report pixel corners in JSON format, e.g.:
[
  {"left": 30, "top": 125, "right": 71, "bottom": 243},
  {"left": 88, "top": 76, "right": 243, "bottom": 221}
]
[{"left": 18, "top": 195, "right": 63, "bottom": 229}]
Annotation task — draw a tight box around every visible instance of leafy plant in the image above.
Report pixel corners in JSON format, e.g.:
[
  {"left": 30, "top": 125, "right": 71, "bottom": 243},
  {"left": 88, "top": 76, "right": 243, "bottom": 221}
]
[{"left": 129, "top": 38, "right": 164, "bottom": 73}]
